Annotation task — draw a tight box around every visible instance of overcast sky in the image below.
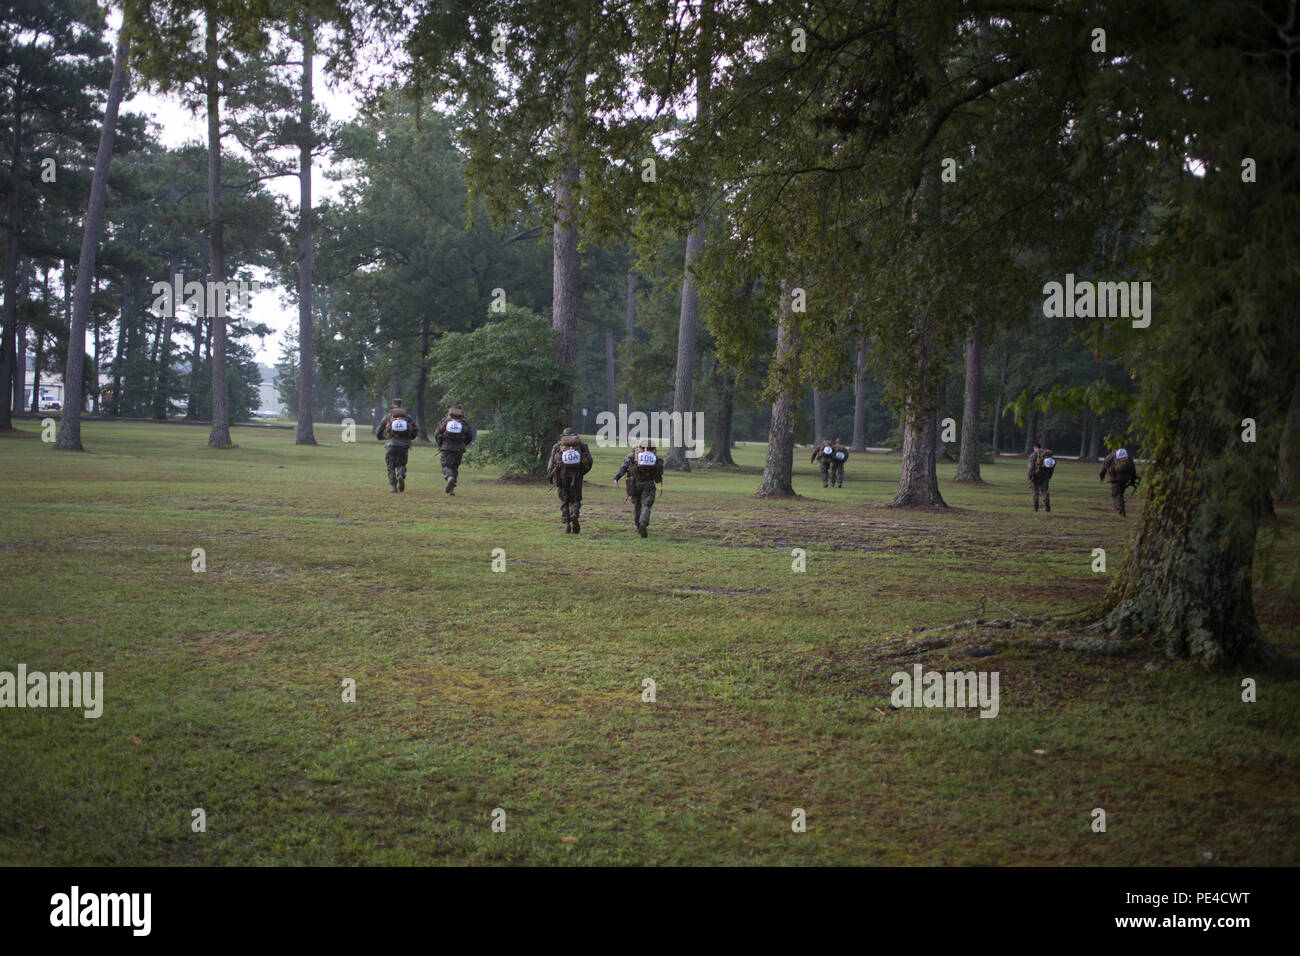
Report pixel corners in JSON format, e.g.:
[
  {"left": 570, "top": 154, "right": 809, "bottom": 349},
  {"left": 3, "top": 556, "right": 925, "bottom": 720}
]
[{"left": 119, "top": 31, "right": 368, "bottom": 365}]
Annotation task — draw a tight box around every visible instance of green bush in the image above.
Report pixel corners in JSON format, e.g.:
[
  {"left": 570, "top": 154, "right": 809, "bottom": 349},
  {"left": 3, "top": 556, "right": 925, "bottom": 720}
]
[{"left": 428, "top": 306, "right": 565, "bottom": 476}]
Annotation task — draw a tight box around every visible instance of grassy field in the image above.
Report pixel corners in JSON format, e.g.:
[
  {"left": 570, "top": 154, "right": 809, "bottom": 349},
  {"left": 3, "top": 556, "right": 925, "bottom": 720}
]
[{"left": 1, "top": 420, "right": 1297, "bottom": 865}]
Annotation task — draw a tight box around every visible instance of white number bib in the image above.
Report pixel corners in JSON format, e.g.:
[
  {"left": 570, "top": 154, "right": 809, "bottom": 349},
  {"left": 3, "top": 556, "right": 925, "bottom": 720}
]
[
  {"left": 636, "top": 451, "right": 657, "bottom": 467},
  {"left": 446, "top": 419, "right": 463, "bottom": 434},
  {"left": 822, "top": 446, "right": 833, "bottom": 456},
  {"left": 834, "top": 451, "right": 845, "bottom": 460},
  {"left": 390, "top": 418, "right": 408, "bottom": 433},
  {"left": 561, "top": 449, "right": 581, "bottom": 465},
  {"left": 1043, "top": 457, "right": 1055, "bottom": 468}
]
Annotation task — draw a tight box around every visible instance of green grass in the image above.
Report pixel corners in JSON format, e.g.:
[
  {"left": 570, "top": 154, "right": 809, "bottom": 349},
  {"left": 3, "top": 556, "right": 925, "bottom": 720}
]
[{"left": 1, "top": 420, "right": 1297, "bottom": 865}]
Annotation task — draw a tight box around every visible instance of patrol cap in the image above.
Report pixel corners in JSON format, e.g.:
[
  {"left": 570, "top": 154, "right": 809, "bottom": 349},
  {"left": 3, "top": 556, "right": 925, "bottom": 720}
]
[
  {"left": 562, "top": 427, "right": 575, "bottom": 436},
  {"left": 447, "top": 405, "right": 464, "bottom": 417}
]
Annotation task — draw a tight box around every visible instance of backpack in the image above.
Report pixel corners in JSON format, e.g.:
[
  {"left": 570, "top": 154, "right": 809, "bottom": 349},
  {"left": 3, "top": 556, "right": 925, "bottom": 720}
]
[
  {"left": 820, "top": 443, "right": 834, "bottom": 459},
  {"left": 833, "top": 443, "right": 847, "bottom": 461},
  {"left": 553, "top": 435, "right": 585, "bottom": 473},
  {"left": 388, "top": 416, "right": 411, "bottom": 438},
  {"left": 444, "top": 417, "right": 466, "bottom": 437},
  {"left": 1040, "top": 455, "right": 1056, "bottom": 476},
  {"left": 631, "top": 448, "right": 662, "bottom": 481}
]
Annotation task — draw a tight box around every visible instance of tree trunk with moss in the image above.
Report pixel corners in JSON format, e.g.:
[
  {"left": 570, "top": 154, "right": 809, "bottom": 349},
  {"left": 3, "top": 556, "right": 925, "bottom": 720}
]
[{"left": 757, "top": 280, "right": 796, "bottom": 497}]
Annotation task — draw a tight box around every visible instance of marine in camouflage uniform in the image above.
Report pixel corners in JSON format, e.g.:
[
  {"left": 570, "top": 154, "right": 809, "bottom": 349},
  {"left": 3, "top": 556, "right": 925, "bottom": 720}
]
[
  {"left": 828, "top": 439, "right": 849, "bottom": 488},
  {"left": 1026, "top": 443, "right": 1054, "bottom": 512},
  {"left": 547, "top": 427, "right": 594, "bottom": 533},
  {"left": 810, "top": 437, "right": 836, "bottom": 488},
  {"left": 433, "top": 404, "right": 476, "bottom": 495},
  {"left": 1099, "top": 446, "right": 1138, "bottom": 516},
  {"left": 614, "top": 439, "right": 664, "bottom": 537},
  {"left": 375, "top": 398, "right": 418, "bottom": 492}
]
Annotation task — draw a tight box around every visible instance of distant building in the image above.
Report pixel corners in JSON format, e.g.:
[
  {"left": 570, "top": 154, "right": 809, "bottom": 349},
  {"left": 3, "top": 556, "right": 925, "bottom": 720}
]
[{"left": 256, "top": 364, "right": 287, "bottom": 418}]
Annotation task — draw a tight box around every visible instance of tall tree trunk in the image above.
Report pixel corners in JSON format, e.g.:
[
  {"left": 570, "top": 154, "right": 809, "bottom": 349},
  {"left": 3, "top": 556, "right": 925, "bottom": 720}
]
[
  {"left": 29, "top": 330, "right": 41, "bottom": 413},
  {"left": 187, "top": 311, "right": 203, "bottom": 420},
  {"left": 205, "top": 12, "right": 232, "bottom": 448},
  {"left": 110, "top": 278, "right": 131, "bottom": 416},
  {"left": 1077, "top": 412, "right": 1089, "bottom": 460},
  {"left": 415, "top": 320, "right": 430, "bottom": 441},
  {"left": 704, "top": 363, "right": 735, "bottom": 465},
  {"left": 625, "top": 272, "right": 635, "bottom": 337},
  {"left": 811, "top": 387, "right": 826, "bottom": 445},
  {"left": 12, "top": 259, "right": 29, "bottom": 415},
  {"left": 153, "top": 252, "right": 178, "bottom": 419},
  {"left": 1279, "top": 375, "right": 1300, "bottom": 502},
  {"left": 852, "top": 338, "right": 868, "bottom": 451},
  {"left": 603, "top": 326, "right": 615, "bottom": 413},
  {"left": 550, "top": 23, "right": 584, "bottom": 436},
  {"left": 0, "top": 79, "right": 23, "bottom": 430},
  {"left": 665, "top": 2, "right": 712, "bottom": 472},
  {"left": 757, "top": 279, "right": 797, "bottom": 497},
  {"left": 55, "top": 34, "right": 127, "bottom": 444},
  {"left": 1022, "top": 409, "right": 1038, "bottom": 454},
  {"left": 1088, "top": 411, "right": 1102, "bottom": 460},
  {"left": 954, "top": 321, "right": 983, "bottom": 481},
  {"left": 91, "top": 290, "right": 100, "bottom": 414},
  {"left": 295, "top": 11, "right": 317, "bottom": 445},
  {"left": 891, "top": 168, "right": 946, "bottom": 507},
  {"left": 990, "top": 344, "right": 1009, "bottom": 453}
]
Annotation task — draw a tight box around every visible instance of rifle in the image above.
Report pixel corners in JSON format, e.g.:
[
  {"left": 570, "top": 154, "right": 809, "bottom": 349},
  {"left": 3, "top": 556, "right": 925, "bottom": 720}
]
[{"left": 1125, "top": 474, "right": 1142, "bottom": 497}]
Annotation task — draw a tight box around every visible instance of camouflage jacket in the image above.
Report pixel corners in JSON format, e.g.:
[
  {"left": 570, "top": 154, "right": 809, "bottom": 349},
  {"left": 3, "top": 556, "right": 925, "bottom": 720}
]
[
  {"left": 615, "top": 449, "right": 664, "bottom": 486},
  {"left": 1027, "top": 449, "right": 1054, "bottom": 482},
  {"left": 434, "top": 415, "right": 476, "bottom": 452},
  {"left": 1100, "top": 450, "right": 1137, "bottom": 484},
  {"left": 376, "top": 410, "right": 418, "bottom": 445},
  {"left": 547, "top": 439, "right": 594, "bottom": 484}
]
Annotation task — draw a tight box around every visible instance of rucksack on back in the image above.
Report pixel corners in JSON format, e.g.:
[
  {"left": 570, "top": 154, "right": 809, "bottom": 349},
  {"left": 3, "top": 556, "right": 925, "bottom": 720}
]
[
  {"left": 553, "top": 435, "right": 584, "bottom": 472},
  {"left": 631, "top": 448, "right": 662, "bottom": 481},
  {"left": 389, "top": 416, "right": 411, "bottom": 438},
  {"left": 444, "top": 417, "right": 466, "bottom": 438},
  {"left": 833, "top": 443, "right": 847, "bottom": 461}
]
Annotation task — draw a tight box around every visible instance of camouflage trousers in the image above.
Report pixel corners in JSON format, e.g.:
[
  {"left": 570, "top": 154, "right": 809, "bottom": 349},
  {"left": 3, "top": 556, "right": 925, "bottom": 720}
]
[
  {"left": 1110, "top": 481, "right": 1127, "bottom": 515},
  {"left": 556, "top": 474, "right": 583, "bottom": 522},
  {"left": 818, "top": 459, "right": 832, "bottom": 486},
  {"left": 629, "top": 479, "right": 657, "bottom": 526},
  {"left": 1031, "top": 478, "right": 1051, "bottom": 511},
  {"left": 385, "top": 440, "right": 411, "bottom": 485},
  {"left": 440, "top": 450, "right": 463, "bottom": 481},
  {"left": 829, "top": 460, "right": 844, "bottom": 487}
]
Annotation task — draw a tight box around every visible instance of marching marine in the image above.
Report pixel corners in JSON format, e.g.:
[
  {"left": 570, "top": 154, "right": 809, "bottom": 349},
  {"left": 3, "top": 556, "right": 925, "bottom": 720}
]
[
  {"left": 433, "top": 404, "right": 476, "bottom": 495},
  {"left": 1099, "top": 445, "right": 1139, "bottom": 515},
  {"left": 1027, "top": 442, "right": 1056, "bottom": 512},
  {"left": 547, "top": 427, "right": 594, "bottom": 533},
  {"left": 828, "top": 438, "right": 849, "bottom": 488},
  {"left": 614, "top": 438, "right": 664, "bottom": 538},
  {"left": 375, "top": 398, "right": 418, "bottom": 493},
  {"left": 811, "top": 437, "right": 836, "bottom": 488}
]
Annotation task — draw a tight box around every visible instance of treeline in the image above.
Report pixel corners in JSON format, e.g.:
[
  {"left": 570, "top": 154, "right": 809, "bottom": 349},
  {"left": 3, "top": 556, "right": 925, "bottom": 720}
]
[{"left": 3, "top": 0, "right": 1299, "bottom": 668}]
